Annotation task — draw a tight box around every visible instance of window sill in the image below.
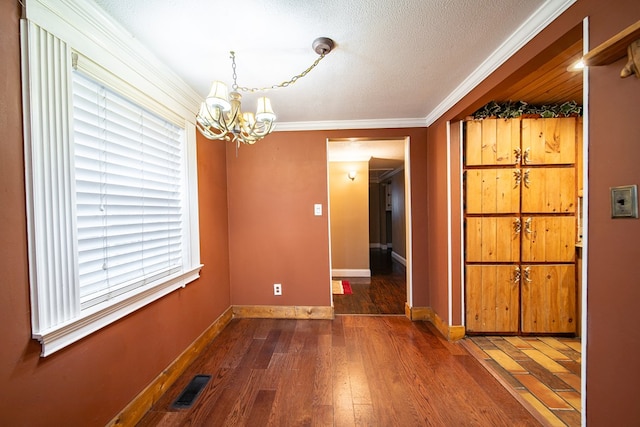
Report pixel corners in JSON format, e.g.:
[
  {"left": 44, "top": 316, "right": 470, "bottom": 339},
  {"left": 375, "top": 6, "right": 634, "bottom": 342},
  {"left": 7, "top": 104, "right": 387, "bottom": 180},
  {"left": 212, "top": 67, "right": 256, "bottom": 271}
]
[{"left": 33, "top": 265, "right": 203, "bottom": 357}]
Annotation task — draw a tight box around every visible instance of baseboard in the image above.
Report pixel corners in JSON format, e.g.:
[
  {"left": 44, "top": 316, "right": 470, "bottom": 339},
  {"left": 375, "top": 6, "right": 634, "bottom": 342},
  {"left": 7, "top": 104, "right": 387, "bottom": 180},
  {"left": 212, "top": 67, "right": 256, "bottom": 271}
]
[
  {"left": 369, "top": 243, "right": 390, "bottom": 250},
  {"left": 448, "top": 325, "right": 466, "bottom": 341},
  {"left": 406, "top": 305, "right": 465, "bottom": 341},
  {"left": 331, "top": 269, "right": 371, "bottom": 277},
  {"left": 233, "top": 305, "right": 334, "bottom": 320},
  {"left": 391, "top": 251, "right": 407, "bottom": 266},
  {"left": 405, "top": 303, "right": 430, "bottom": 321},
  {"left": 107, "top": 306, "right": 234, "bottom": 427}
]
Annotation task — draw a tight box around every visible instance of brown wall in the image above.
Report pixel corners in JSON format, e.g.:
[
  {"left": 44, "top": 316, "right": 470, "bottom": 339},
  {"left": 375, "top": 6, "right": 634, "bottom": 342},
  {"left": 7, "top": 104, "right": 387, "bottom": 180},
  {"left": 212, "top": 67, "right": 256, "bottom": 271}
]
[
  {"left": 227, "top": 128, "right": 429, "bottom": 308},
  {"left": 368, "top": 182, "right": 381, "bottom": 245},
  {"left": 391, "top": 171, "right": 406, "bottom": 259},
  {"left": 428, "top": 0, "right": 640, "bottom": 424},
  {"left": 425, "top": 123, "right": 450, "bottom": 321},
  {"left": 0, "top": 2, "right": 232, "bottom": 424},
  {"left": 225, "top": 131, "right": 332, "bottom": 306},
  {"left": 583, "top": 3, "right": 640, "bottom": 424}
]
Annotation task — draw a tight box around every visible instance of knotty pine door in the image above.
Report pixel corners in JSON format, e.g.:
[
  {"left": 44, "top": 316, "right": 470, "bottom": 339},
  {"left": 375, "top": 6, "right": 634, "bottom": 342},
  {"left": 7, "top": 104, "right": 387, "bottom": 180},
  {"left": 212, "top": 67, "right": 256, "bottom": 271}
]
[{"left": 464, "top": 117, "right": 578, "bottom": 334}]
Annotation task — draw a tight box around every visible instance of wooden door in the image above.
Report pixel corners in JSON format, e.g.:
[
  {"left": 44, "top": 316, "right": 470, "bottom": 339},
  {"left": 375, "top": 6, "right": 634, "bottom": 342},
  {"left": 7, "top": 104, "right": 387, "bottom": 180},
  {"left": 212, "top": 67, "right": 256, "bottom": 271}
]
[
  {"left": 521, "top": 216, "right": 576, "bottom": 262},
  {"left": 466, "top": 217, "right": 521, "bottom": 262},
  {"left": 521, "top": 167, "right": 576, "bottom": 213},
  {"left": 466, "top": 265, "right": 519, "bottom": 333},
  {"left": 466, "top": 118, "right": 521, "bottom": 166},
  {"left": 521, "top": 264, "right": 576, "bottom": 333},
  {"left": 521, "top": 117, "right": 576, "bottom": 165},
  {"left": 466, "top": 168, "right": 520, "bottom": 214}
]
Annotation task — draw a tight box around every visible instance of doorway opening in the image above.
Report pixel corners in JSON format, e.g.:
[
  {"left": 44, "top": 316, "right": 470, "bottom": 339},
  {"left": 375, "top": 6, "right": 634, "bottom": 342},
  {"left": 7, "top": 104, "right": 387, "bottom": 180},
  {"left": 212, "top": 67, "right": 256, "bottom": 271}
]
[{"left": 327, "top": 138, "right": 412, "bottom": 315}]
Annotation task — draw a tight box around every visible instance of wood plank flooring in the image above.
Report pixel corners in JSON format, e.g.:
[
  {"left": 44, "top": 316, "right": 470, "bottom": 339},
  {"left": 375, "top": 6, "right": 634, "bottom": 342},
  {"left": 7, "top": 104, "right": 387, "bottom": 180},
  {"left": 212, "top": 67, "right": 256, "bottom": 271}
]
[
  {"left": 136, "top": 249, "right": 576, "bottom": 426},
  {"left": 464, "top": 336, "right": 582, "bottom": 427},
  {"left": 137, "top": 317, "right": 541, "bottom": 426},
  {"left": 333, "top": 249, "right": 406, "bottom": 315}
]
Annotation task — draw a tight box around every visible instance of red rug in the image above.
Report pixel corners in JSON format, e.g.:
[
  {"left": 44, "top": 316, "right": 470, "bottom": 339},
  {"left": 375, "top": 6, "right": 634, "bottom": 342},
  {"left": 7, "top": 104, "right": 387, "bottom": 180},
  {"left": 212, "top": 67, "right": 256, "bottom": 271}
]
[
  {"left": 332, "top": 280, "right": 353, "bottom": 295},
  {"left": 342, "top": 280, "right": 352, "bottom": 295}
]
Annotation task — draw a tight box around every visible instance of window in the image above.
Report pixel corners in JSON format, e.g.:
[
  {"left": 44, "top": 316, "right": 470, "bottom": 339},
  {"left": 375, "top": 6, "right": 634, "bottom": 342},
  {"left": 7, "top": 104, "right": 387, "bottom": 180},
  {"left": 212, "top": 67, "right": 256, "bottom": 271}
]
[
  {"left": 72, "top": 71, "right": 185, "bottom": 309},
  {"left": 21, "top": 0, "right": 202, "bottom": 356}
]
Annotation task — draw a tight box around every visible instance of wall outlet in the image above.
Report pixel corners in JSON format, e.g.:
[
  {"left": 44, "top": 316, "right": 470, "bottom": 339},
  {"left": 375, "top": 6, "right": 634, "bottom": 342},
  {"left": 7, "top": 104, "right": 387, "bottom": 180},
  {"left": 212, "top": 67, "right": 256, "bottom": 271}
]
[{"left": 273, "top": 283, "right": 282, "bottom": 296}]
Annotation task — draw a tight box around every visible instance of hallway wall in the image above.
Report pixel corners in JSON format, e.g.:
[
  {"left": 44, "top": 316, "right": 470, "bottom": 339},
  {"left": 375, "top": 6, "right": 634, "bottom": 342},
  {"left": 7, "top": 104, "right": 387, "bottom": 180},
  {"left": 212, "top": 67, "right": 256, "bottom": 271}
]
[
  {"left": 329, "top": 160, "right": 370, "bottom": 275},
  {"left": 390, "top": 171, "right": 407, "bottom": 260},
  {"left": 368, "top": 182, "right": 382, "bottom": 246}
]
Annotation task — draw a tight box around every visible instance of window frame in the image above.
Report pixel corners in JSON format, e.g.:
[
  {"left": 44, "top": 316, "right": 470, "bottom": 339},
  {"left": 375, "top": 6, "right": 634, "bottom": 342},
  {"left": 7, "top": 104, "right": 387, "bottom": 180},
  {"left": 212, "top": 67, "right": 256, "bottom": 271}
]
[{"left": 21, "top": 0, "right": 204, "bottom": 356}]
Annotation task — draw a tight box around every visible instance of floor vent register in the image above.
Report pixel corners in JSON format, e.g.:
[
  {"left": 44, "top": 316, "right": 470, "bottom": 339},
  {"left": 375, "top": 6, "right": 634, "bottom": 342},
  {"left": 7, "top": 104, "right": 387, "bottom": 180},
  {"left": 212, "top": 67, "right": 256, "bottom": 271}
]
[{"left": 171, "top": 374, "right": 211, "bottom": 409}]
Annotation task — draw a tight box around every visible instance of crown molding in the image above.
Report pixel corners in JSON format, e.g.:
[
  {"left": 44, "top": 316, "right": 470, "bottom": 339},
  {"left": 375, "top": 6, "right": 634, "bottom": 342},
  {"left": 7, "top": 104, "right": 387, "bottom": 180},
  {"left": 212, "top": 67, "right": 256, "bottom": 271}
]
[
  {"left": 274, "top": 117, "right": 427, "bottom": 132},
  {"left": 25, "top": 0, "right": 202, "bottom": 119},
  {"left": 380, "top": 166, "right": 404, "bottom": 181},
  {"left": 423, "top": 0, "right": 577, "bottom": 126}
]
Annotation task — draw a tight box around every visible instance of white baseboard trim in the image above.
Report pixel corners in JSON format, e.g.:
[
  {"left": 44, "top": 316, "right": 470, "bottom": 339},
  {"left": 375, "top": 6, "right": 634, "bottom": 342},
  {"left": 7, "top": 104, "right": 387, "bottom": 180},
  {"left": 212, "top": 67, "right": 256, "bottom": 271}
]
[
  {"left": 332, "top": 269, "right": 371, "bottom": 278},
  {"left": 391, "top": 251, "right": 407, "bottom": 266},
  {"left": 369, "top": 243, "right": 390, "bottom": 250}
]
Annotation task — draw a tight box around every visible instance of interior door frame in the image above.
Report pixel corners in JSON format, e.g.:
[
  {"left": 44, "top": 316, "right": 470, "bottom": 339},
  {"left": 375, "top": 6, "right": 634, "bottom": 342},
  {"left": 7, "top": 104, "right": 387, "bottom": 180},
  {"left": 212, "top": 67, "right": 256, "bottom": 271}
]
[{"left": 326, "top": 136, "right": 413, "bottom": 313}]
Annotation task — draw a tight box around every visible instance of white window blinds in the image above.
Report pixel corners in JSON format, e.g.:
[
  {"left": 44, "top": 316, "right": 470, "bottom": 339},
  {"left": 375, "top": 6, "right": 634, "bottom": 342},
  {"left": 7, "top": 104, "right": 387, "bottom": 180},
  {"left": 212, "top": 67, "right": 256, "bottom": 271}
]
[{"left": 72, "top": 71, "right": 184, "bottom": 309}]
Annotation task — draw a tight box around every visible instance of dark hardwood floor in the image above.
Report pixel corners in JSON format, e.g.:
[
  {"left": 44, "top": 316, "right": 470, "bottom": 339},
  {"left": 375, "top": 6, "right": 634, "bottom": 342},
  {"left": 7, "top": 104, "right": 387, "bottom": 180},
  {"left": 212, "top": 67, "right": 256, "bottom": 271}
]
[
  {"left": 137, "top": 316, "right": 540, "bottom": 426},
  {"left": 333, "top": 249, "right": 406, "bottom": 315}
]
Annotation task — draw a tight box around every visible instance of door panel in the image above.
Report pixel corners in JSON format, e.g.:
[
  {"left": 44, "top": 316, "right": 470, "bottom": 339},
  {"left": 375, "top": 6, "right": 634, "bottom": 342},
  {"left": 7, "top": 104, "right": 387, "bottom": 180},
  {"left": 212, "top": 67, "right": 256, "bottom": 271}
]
[
  {"left": 466, "top": 168, "right": 520, "bottom": 214},
  {"left": 466, "top": 265, "right": 519, "bottom": 333},
  {"left": 521, "top": 167, "right": 575, "bottom": 213},
  {"left": 522, "top": 117, "right": 576, "bottom": 165},
  {"left": 521, "top": 264, "right": 576, "bottom": 333},
  {"left": 466, "top": 118, "right": 520, "bottom": 166},
  {"left": 521, "top": 216, "right": 576, "bottom": 262},
  {"left": 466, "top": 217, "right": 521, "bottom": 262}
]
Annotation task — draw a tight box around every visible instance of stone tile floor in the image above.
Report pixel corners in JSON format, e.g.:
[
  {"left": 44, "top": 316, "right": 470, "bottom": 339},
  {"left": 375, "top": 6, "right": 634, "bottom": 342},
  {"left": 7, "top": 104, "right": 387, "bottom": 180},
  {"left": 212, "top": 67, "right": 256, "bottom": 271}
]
[{"left": 463, "top": 336, "right": 582, "bottom": 427}]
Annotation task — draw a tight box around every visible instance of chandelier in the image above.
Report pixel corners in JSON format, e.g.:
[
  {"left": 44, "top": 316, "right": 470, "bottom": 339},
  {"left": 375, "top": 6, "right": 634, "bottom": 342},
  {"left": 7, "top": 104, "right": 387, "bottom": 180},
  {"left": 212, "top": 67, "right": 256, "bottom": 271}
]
[{"left": 196, "top": 37, "right": 335, "bottom": 148}]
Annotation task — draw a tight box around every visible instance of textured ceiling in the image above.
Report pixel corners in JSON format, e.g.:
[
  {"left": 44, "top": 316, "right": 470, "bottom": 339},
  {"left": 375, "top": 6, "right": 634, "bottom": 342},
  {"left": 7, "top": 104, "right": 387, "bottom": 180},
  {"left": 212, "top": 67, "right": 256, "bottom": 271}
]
[
  {"left": 91, "top": 0, "right": 582, "bottom": 175},
  {"left": 90, "top": 0, "right": 566, "bottom": 127}
]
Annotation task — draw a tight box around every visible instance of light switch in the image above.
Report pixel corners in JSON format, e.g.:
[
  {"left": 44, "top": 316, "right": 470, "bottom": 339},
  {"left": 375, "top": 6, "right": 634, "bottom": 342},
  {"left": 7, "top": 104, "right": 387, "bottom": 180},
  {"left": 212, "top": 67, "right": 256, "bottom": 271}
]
[{"left": 314, "top": 204, "right": 322, "bottom": 216}]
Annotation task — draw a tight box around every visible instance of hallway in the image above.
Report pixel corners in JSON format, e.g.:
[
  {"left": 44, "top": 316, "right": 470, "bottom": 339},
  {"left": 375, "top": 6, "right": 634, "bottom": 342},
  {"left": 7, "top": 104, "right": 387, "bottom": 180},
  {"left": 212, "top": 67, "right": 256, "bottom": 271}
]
[{"left": 332, "top": 249, "right": 406, "bottom": 315}]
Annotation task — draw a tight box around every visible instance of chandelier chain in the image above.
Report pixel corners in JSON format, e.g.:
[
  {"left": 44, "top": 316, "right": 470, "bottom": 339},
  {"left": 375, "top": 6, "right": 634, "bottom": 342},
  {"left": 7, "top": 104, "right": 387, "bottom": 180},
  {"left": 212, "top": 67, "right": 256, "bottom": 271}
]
[
  {"left": 197, "top": 38, "right": 334, "bottom": 148},
  {"left": 230, "top": 51, "right": 328, "bottom": 93},
  {"left": 230, "top": 51, "right": 239, "bottom": 91}
]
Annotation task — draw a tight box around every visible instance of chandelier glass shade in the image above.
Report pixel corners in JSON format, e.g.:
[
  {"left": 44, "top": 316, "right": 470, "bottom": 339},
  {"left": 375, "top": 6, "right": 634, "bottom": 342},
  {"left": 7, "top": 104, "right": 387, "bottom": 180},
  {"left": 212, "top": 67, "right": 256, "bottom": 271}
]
[
  {"left": 196, "top": 81, "right": 275, "bottom": 145},
  {"left": 196, "top": 37, "right": 335, "bottom": 147}
]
